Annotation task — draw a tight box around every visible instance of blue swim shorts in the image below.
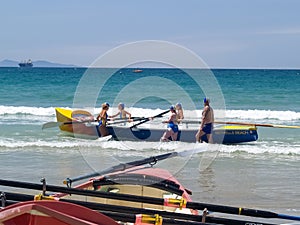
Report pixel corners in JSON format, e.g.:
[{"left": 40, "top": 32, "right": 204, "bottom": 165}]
[
  {"left": 167, "top": 123, "right": 179, "bottom": 133},
  {"left": 202, "top": 123, "right": 213, "bottom": 134}
]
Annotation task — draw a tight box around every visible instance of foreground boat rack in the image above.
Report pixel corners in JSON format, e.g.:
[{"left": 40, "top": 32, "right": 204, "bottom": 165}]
[{"left": 0, "top": 178, "right": 299, "bottom": 225}]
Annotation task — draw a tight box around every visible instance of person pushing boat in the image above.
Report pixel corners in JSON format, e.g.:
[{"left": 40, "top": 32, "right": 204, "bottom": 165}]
[
  {"left": 195, "top": 98, "right": 214, "bottom": 143},
  {"left": 175, "top": 103, "right": 184, "bottom": 123},
  {"left": 160, "top": 106, "right": 179, "bottom": 141},
  {"left": 96, "top": 102, "right": 110, "bottom": 137},
  {"left": 110, "top": 102, "right": 132, "bottom": 121}
]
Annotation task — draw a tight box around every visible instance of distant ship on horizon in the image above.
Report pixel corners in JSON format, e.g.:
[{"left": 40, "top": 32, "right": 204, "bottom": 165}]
[{"left": 19, "top": 59, "right": 33, "bottom": 68}]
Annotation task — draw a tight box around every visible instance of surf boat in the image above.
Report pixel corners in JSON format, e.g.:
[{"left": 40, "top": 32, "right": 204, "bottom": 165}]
[{"left": 55, "top": 107, "right": 258, "bottom": 144}]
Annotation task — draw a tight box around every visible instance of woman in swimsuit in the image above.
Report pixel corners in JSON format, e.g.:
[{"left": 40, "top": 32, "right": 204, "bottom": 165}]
[
  {"left": 96, "top": 102, "right": 110, "bottom": 137},
  {"left": 175, "top": 103, "right": 184, "bottom": 123},
  {"left": 160, "top": 106, "right": 179, "bottom": 141},
  {"left": 110, "top": 103, "right": 132, "bottom": 121}
]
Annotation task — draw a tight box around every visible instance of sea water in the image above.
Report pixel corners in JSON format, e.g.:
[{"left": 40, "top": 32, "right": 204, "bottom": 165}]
[{"left": 0, "top": 67, "right": 299, "bottom": 217}]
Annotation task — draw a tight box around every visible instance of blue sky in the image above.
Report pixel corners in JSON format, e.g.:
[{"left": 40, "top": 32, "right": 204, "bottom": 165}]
[{"left": 1, "top": 0, "right": 300, "bottom": 68}]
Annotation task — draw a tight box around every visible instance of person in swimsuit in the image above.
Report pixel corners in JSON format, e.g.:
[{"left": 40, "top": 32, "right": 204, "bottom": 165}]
[
  {"left": 175, "top": 103, "right": 184, "bottom": 123},
  {"left": 160, "top": 106, "right": 179, "bottom": 141},
  {"left": 96, "top": 102, "right": 110, "bottom": 137},
  {"left": 110, "top": 102, "right": 132, "bottom": 121},
  {"left": 195, "top": 98, "right": 214, "bottom": 143}
]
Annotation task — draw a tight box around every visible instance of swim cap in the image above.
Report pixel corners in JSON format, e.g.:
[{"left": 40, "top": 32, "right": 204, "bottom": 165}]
[
  {"left": 118, "top": 103, "right": 125, "bottom": 109},
  {"left": 170, "top": 106, "right": 175, "bottom": 111},
  {"left": 102, "top": 102, "right": 110, "bottom": 108},
  {"left": 175, "top": 103, "right": 182, "bottom": 109},
  {"left": 204, "top": 97, "right": 210, "bottom": 104}
]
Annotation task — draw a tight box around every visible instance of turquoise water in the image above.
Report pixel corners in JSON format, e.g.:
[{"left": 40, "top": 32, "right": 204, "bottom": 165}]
[
  {"left": 0, "top": 67, "right": 299, "bottom": 216},
  {"left": 1, "top": 68, "right": 300, "bottom": 110}
]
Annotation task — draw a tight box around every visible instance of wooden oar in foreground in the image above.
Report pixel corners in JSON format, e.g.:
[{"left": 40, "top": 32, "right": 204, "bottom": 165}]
[
  {"left": 2, "top": 192, "right": 290, "bottom": 225},
  {"left": 0, "top": 178, "right": 299, "bottom": 222}
]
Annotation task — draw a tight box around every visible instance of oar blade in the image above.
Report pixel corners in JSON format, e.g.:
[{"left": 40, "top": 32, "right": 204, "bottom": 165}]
[
  {"left": 215, "top": 121, "right": 300, "bottom": 129},
  {"left": 42, "top": 122, "right": 62, "bottom": 130},
  {"left": 273, "top": 124, "right": 300, "bottom": 129}
]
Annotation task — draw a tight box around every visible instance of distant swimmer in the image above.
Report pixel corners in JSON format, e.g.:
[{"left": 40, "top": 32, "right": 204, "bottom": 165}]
[
  {"left": 110, "top": 102, "right": 132, "bottom": 121},
  {"left": 160, "top": 106, "right": 178, "bottom": 141},
  {"left": 195, "top": 98, "right": 214, "bottom": 143},
  {"left": 96, "top": 102, "right": 110, "bottom": 137},
  {"left": 175, "top": 103, "right": 184, "bottom": 123}
]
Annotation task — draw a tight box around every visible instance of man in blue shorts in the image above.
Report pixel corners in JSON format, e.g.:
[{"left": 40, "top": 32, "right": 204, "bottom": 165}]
[{"left": 195, "top": 98, "right": 214, "bottom": 143}]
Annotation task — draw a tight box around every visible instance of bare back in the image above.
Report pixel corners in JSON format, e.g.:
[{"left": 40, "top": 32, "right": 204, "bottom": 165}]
[{"left": 202, "top": 105, "right": 214, "bottom": 124}]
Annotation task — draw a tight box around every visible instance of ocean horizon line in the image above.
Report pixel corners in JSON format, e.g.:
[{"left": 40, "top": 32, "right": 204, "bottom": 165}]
[{"left": 0, "top": 66, "right": 300, "bottom": 70}]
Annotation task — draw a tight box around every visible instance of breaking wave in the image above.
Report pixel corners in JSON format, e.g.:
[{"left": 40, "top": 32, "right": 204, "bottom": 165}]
[{"left": 0, "top": 105, "right": 299, "bottom": 124}]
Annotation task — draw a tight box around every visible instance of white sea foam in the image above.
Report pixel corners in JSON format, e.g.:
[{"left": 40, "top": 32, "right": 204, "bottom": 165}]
[
  {"left": 0, "top": 137, "right": 299, "bottom": 156},
  {"left": 0, "top": 105, "right": 57, "bottom": 116},
  {"left": 223, "top": 109, "right": 300, "bottom": 121}
]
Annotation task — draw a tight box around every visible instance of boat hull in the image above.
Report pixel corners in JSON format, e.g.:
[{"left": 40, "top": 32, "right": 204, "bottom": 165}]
[
  {"left": 0, "top": 200, "right": 118, "bottom": 225},
  {"left": 55, "top": 167, "right": 196, "bottom": 214},
  {"left": 55, "top": 108, "right": 258, "bottom": 144},
  {"left": 110, "top": 125, "right": 258, "bottom": 144}
]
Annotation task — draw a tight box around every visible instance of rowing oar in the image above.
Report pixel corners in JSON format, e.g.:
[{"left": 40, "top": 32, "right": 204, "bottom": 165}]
[
  {"left": 3, "top": 192, "right": 277, "bottom": 225},
  {"left": 42, "top": 117, "right": 145, "bottom": 130},
  {"left": 64, "top": 146, "right": 202, "bottom": 186},
  {"left": 130, "top": 109, "right": 170, "bottom": 129},
  {"left": 214, "top": 121, "right": 300, "bottom": 129},
  {"left": 183, "top": 120, "right": 300, "bottom": 129},
  {"left": 42, "top": 120, "right": 97, "bottom": 129},
  {"left": 108, "top": 117, "right": 145, "bottom": 125},
  {"left": 0, "top": 179, "right": 299, "bottom": 222}
]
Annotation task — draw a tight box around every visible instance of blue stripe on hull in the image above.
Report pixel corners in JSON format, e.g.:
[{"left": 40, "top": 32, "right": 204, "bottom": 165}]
[{"left": 108, "top": 127, "right": 258, "bottom": 144}]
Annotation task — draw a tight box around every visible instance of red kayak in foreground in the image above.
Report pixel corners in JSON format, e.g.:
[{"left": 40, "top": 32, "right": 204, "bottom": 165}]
[{"left": 0, "top": 200, "right": 118, "bottom": 225}]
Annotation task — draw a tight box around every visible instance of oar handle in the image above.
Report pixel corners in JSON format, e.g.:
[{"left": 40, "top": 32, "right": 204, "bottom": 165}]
[
  {"left": 108, "top": 117, "right": 145, "bottom": 125},
  {"left": 130, "top": 110, "right": 170, "bottom": 128},
  {"left": 63, "top": 119, "right": 97, "bottom": 125}
]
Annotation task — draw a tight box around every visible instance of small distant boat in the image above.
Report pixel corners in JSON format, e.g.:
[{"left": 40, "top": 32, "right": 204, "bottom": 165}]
[
  {"left": 18, "top": 59, "right": 33, "bottom": 68},
  {"left": 133, "top": 69, "right": 143, "bottom": 73}
]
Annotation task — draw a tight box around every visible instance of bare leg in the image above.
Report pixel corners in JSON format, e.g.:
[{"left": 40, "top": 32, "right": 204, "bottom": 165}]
[
  {"left": 195, "top": 129, "right": 205, "bottom": 143},
  {"left": 99, "top": 125, "right": 109, "bottom": 137},
  {"left": 171, "top": 132, "right": 178, "bottom": 141},
  {"left": 207, "top": 133, "right": 213, "bottom": 143},
  {"left": 161, "top": 129, "right": 172, "bottom": 141}
]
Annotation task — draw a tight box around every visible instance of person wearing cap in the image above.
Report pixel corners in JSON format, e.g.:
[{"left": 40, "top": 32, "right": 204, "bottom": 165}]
[
  {"left": 110, "top": 102, "right": 132, "bottom": 121},
  {"left": 175, "top": 103, "right": 184, "bottom": 123},
  {"left": 195, "top": 98, "right": 214, "bottom": 143},
  {"left": 96, "top": 102, "right": 110, "bottom": 137},
  {"left": 160, "top": 106, "right": 179, "bottom": 141}
]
